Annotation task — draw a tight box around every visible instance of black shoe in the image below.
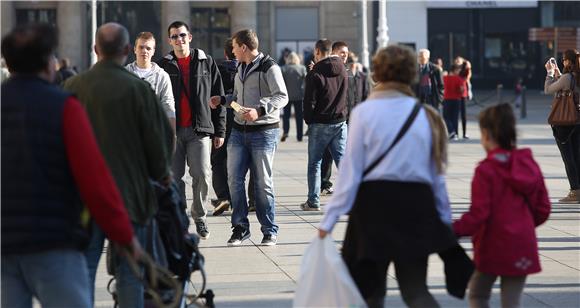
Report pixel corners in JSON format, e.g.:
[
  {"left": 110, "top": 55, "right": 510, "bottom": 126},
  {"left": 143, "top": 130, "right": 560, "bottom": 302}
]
[
  {"left": 212, "top": 200, "right": 230, "bottom": 216},
  {"left": 248, "top": 204, "right": 256, "bottom": 212},
  {"left": 281, "top": 134, "right": 288, "bottom": 142},
  {"left": 227, "top": 225, "right": 251, "bottom": 246},
  {"left": 196, "top": 221, "right": 210, "bottom": 240},
  {"left": 300, "top": 200, "right": 321, "bottom": 212},
  {"left": 261, "top": 234, "right": 277, "bottom": 246}
]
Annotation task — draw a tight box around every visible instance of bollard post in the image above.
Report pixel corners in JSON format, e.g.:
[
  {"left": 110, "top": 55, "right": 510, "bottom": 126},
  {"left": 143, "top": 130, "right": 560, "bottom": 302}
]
[
  {"left": 521, "top": 86, "right": 527, "bottom": 119},
  {"left": 497, "top": 84, "right": 503, "bottom": 103}
]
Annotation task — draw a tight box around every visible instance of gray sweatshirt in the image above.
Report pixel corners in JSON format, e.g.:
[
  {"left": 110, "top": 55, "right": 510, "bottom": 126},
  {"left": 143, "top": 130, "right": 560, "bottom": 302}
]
[
  {"left": 226, "top": 53, "right": 288, "bottom": 126},
  {"left": 126, "top": 62, "right": 175, "bottom": 119}
]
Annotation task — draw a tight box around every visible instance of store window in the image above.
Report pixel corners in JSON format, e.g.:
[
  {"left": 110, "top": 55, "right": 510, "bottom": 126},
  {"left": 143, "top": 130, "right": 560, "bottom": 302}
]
[
  {"left": 554, "top": 2, "right": 580, "bottom": 25},
  {"left": 190, "top": 8, "right": 230, "bottom": 61},
  {"left": 275, "top": 7, "right": 318, "bottom": 66},
  {"left": 16, "top": 9, "right": 57, "bottom": 26},
  {"left": 483, "top": 33, "right": 536, "bottom": 79}
]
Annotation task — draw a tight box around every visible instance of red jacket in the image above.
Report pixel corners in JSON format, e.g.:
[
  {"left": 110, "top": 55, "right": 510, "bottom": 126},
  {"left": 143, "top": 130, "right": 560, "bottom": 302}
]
[
  {"left": 443, "top": 75, "right": 465, "bottom": 100},
  {"left": 453, "top": 148, "right": 551, "bottom": 276}
]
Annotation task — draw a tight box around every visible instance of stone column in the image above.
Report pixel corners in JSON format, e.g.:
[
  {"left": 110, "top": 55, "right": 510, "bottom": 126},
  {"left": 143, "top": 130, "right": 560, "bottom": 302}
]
[
  {"left": 376, "top": 0, "right": 389, "bottom": 48},
  {"left": 1, "top": 1, "right": 14, "bottom": 38},
  {"left": 57, "top": 2, "right": 86, "bottom": 70},
  {"left": 361, "top": 0, "right": 370, "bottom": 69},
  {"left": 160, "top": 1, "right": 190, "bottom": 55},
  {"left": 230, "top": 2, "right": 257, "bottom": 34}
]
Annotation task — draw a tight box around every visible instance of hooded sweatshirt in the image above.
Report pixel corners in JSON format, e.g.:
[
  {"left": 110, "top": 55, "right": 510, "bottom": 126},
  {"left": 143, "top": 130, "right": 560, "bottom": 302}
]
[
  {"left": 303, "top": 56, "right": 348, "bottom": 124},
  {"left": 453, "top": 148, "right": 551, "bottom": 276},
  {"left": 126, "top": 62, "right": 175, "bottom": 119}
]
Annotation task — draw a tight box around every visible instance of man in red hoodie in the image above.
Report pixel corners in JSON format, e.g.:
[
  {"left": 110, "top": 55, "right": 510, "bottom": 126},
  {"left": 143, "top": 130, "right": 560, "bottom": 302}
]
[{"left": 301, "top": 39, "right": 348, "bottom": 211}]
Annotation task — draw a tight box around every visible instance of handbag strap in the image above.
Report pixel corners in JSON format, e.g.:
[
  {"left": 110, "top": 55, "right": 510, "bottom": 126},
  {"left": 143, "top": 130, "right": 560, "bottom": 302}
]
[{"left": 363, "top": 102, "right": 422, "bottom": 177}]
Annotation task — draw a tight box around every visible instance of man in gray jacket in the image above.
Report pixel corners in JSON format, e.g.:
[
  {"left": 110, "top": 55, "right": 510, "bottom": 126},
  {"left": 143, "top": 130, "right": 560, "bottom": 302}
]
[
  {"left": 126, "top": 31, "right": 176, "bottom": 132},
  {"left": 210, "top": 29, "right": 288, "bottom": 246}
]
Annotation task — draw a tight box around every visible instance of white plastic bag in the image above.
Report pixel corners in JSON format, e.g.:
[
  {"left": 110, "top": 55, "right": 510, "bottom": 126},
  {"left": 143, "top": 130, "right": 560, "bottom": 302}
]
[{"left": 293, "top": 236, "right": 367, "bottom": 308}]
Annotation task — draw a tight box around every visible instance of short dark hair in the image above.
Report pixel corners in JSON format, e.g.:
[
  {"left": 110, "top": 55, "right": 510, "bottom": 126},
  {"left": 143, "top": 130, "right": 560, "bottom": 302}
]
[
  {"left": 315, "top": 39, "right": 332, "bottom": 55},
  {"left": 478, "top": 103, "right": 516, "bottom": 150},
  {"left": 332, "top": 41, "right": 348, "bottom": 52},
  {"left": 96, "top": 23, "right": 129, "bottom": 58},
  {"left": 232, "top": 29, "right": 259, "bottom": 51},
  {"left": 135, "top": 31, "right": 155, "bottom": 46},
  {"left": 224, "top": 38, "right": 234, "bottom": 60},
  {"left": 1, "top": 23, "right": 58, "bottom": 74},
  {"left": 167, "top": 21, "right": 189, "bottom": 37}
]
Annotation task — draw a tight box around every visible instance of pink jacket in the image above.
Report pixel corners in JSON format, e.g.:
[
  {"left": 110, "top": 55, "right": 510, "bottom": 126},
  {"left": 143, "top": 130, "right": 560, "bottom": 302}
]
[{"left": 453, "top": 148, "right": 551, "bottom": 276}]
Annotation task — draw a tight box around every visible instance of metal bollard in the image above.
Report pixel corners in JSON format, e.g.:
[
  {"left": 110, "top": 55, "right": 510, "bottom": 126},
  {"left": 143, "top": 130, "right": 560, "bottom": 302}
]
[
  {"left": 497, "top": 84, "right": 503, "bottom": 103},
  {"left": 521, "top": 86, "right": 527, "bottom": 119}
]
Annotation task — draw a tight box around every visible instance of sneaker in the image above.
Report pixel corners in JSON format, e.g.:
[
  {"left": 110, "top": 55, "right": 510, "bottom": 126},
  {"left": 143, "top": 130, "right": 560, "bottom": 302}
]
[
  {"left": 463, "top": 134, "right": 470, "bottom": 140},
  {"left": 449, "top": 133, "right": 459, "bottom": 141},
  {"left": 261, "top": 234, "right": 277, "bottom": 246},
  {"left": 195, "top": 221, "right": 210, "bottom": 240},
  {"left": 281, "top": 134, "right": 288, "bottom": 142},
  {"left": 227, "top": 225, "right": 251, "bottom": 246},
  {"left": 212, "top": 200, "right": 230, "bottom": 216},
  {"left": 300, "top": 201, "right": 321, "bottom": 212},
  {"left": 559, "top": 190, "right": 579, "bottom": 204},
  {"left": 320, "top": 187, "right": 334, "bottom": 196}
]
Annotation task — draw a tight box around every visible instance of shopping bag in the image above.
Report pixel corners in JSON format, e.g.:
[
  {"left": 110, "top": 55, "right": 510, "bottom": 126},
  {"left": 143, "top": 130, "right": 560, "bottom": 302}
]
[{"left": 293, "top": 236, "right": 367, "bottom": 308}]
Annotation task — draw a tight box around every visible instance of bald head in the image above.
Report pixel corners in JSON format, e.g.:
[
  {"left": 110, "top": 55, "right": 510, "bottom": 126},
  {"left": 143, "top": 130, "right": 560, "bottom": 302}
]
[{"left": 95, "top": 22, "right": 129, "bottom": 61}]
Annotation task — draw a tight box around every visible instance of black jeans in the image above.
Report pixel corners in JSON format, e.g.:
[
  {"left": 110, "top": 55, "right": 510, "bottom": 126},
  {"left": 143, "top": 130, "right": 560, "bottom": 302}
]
[
  {"left": 460, "top": 97, "right": 467, "bottom": 137},
  {"left": 282, "top": 100, "right": 304, "bottom": 141},
  {"left": 443, "top": 99, "right": 461, "bottom": 136},
  {"left": 346, "top": 256, "right": 438, "bottom": 308},
  {"left": 321, "top": 148, "right": 333, "bottom": 190},
  {"left": 211, "top": 109, "right": 234, "bottom": 200},
  {"left": 553, "top": 125, "right": 580, "bottom": 190}
]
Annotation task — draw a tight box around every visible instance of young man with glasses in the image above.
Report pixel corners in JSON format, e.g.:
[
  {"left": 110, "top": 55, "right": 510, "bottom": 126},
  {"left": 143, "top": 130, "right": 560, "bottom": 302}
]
[{"left": 158, "top": 21, "right": 226, "bottom": 240}]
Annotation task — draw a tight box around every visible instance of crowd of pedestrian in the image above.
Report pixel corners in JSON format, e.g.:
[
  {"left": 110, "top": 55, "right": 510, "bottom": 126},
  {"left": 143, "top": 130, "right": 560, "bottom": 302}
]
[{"left": 2, "top": 19, "right": 574, "bottom": 308}]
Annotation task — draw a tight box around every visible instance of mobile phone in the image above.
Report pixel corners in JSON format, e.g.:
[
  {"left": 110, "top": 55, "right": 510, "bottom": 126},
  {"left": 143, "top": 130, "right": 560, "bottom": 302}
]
[{"left": 549, "top": 58, "right": 556, "bottom": 65}]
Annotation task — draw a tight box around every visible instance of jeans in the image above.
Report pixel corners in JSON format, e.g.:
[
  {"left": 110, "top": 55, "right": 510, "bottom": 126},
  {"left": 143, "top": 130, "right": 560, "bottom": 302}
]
[
  {"left": 553, "top": 125, "right": 580, "bottom": 190},
  {"left": 307, "top": 122, "right": 347, "bottom": 206},
  {"left": 282, "top": 100, "right": 304, "bottom": 141},
  {"left": 2, "top": 250, "right": 91, "bottom": 308},
  {"left": 321, "top": 148, "right": 333, "bottom": 190},
  {"left": 211, "top": 109, "right": 235, "bottom": 201},
  {"left": 468, "top": 270, "right": 526, "bottom": 308},
  {"left": 443, "top": 99, "right": 461, "bottom": 136},
  {"left": 173, "top": 126, "right": 211, "bottom": 222},
  {"left": 228, "top": 127, "right": 280, "bottom": 235},
  {"left": 460, "top": 97, "right": 467, "bottom": 137},
  {"left": 85, "top": 221, "right": 148, "bottom": 308}
]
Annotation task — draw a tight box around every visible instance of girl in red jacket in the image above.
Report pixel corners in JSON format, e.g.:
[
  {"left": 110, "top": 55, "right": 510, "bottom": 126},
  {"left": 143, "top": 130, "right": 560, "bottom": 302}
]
[{"left": 453, "top": 103, "right": 551, "bottom": 308}]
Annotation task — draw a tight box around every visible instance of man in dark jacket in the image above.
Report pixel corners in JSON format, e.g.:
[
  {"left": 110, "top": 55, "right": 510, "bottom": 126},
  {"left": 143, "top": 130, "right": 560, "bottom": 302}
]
[
  {"left": 301, "top": 39, "right": 348, "bottom": 211},
  {"left": 158, "top": 21, "right": 226, "bottom": 239},
  {"left": 2, "top": 23, "right": 142, "bottom": 307},
  {"left": 416, "top": 48, "right": 444, "bottom": 110}
]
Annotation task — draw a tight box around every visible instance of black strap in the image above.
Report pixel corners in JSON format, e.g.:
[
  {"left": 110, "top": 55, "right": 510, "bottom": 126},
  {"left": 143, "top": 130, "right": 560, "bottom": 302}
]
[{"left": 362, "top": 102, "right": 422, "bottom": 177}]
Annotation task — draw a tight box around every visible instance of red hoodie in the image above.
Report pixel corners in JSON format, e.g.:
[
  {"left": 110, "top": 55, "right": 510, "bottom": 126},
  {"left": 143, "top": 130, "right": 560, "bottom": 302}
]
[{"left": 453, "top": 148, "right": 551, "bottom": 276}]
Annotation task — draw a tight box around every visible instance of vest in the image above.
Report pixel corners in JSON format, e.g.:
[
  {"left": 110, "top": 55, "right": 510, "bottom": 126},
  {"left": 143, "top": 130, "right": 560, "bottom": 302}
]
[{"left": 1, "top": 75, "right": 88, "bottom": 255}]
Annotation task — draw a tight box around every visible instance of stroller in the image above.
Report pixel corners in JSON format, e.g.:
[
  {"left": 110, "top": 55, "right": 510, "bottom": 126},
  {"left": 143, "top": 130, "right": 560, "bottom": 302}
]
[{"left": 107, "top": 181, "right": 214, "bottom": 308}]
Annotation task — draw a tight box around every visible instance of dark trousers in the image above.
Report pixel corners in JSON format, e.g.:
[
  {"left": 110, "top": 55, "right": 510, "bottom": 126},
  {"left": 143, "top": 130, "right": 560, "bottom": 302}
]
[
  {"left": 282, "top": 100, "right": 304, "bottom": 141},
  {"left": 346, "top": 256, "right": 438, "bottom": 308},
  {"left": 321, "top": 148, "right": 333, "bottom": 190},
  {"left": 443, "top": 99, "right": 461, "bottom": 136},
  {"left": 211, "top": 109, "right": 234, "bottom": 200},
  {"left": 460, "top": 98, "right": 467, "bottom": 137},
  {"left": 553, "top": 125, "right": 580, "bottom": 190}
]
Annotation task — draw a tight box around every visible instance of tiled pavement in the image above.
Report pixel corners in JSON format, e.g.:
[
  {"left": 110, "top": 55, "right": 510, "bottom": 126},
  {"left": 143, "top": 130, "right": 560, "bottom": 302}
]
[{"left": 94, "top": 92, "right": 580, "bottom": 307}]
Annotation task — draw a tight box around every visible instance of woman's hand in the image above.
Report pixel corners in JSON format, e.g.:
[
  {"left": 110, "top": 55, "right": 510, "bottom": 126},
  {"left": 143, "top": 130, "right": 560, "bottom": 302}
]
[{"left": 318, "top": 228, "right": 328, "bottom": 239}]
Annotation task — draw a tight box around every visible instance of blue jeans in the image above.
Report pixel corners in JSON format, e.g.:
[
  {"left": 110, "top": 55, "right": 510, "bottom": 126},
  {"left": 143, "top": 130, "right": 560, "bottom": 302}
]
[
  {"left": 307, "top": 122, "right": 348, "bottom": 206},
  {"left": 228, "top": 127, "right": 279, "bottom": 235},
  {"left": 85, "top": 221, "right": 147, "bottom": 308},
  {"left": 2, "top": 250, "right": 91, "bottom": 308}
]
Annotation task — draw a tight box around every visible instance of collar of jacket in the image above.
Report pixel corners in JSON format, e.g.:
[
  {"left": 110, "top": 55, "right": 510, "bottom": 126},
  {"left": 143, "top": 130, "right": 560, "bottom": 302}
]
[
  {"left": 93, "top": 59, "right": 127, "bottom": 71},
  {"left": 163, "top": 48, "right": 207, "bottom": 62}
]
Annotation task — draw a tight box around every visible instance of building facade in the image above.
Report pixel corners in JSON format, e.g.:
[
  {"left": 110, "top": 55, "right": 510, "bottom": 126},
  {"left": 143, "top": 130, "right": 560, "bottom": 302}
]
[{"left": 2, "top": 1, "right": 579, "bottom": 88}]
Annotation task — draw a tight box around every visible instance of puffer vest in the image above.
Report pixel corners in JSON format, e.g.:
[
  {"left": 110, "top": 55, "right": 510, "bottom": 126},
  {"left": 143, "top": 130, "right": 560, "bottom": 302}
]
[{"left": 1, "top": 75, "right": 88, "bottom": 255}]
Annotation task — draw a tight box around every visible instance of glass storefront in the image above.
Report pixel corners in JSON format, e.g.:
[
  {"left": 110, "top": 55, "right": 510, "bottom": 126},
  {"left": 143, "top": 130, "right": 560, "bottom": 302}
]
[{"left": 190, "top": 8, "right": 230, "bottom": 61}]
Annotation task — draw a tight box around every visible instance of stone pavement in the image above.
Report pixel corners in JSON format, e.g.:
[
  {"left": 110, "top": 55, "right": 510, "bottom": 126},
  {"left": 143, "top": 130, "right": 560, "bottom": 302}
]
[{"left": 94, "top": 91, "right": 580, "bottom": 307}]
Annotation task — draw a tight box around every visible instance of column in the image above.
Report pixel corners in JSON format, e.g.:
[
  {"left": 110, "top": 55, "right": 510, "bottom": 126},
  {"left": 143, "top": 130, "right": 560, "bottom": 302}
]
[
  {"left": 160, "top": 1, "right": 190, "bottom": 55},
  {"left": 230, "top": 2, "right": 257, "bottom": 33},
  {"left": 360, "top": 0, "right": 370, "bottom": 69},
  {"left": 376, "top": 0, "right": 389, "bottom": 48}
]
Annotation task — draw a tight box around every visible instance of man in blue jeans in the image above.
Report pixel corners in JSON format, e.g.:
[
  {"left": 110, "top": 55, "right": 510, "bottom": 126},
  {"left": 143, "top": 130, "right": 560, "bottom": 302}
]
[
  {"left": 210, "top": 29, "right": 288, "bottom": 246},
  {"left": 301, "top": 39, "right": 348, "bottom": 211}
]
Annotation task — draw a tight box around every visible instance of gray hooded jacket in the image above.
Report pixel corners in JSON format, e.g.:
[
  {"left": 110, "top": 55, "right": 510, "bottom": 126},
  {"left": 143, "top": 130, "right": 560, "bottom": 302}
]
[
  {"left": 126, "top": 62, "right": 175, "bottom": 119},
  {"left": 225, "top": 53, "right": 288, "bottom": 126}
]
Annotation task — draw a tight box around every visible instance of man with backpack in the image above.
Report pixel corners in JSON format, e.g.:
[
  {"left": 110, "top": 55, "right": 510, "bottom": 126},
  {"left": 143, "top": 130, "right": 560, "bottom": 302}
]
[{"left": 209, "top": 29, "right": 288, "bottom": 246}]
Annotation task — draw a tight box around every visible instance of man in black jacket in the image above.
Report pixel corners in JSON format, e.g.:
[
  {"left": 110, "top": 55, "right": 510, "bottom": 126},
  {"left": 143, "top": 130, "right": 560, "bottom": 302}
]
[
  {"left": 158, "top": 21, "right": 225, "bottom": 240},
  {"left": 416, "top": 48, "right": 444, "bottom": 110},
  {"left": 301, "top": 39, "right": 348, "bottom": 211}
]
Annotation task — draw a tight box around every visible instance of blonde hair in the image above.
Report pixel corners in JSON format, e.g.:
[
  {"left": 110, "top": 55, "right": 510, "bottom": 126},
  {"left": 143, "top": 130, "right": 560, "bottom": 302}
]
[{"left": 285, "top": 52, "right": 301, "bottom": 65}]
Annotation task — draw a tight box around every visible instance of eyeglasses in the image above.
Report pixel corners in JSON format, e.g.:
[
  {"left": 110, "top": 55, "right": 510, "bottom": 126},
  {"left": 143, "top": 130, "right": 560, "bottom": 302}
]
[{"left": 170, "top": 33, "right": 188, "bottom": 41}]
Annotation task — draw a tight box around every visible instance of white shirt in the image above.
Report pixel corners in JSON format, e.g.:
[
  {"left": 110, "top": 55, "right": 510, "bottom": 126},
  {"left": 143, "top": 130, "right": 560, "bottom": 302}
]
[
  {"left": 319, "top": 90, "right": 452, "bottom": 232},
  {"left": 133, "top": 65, "right": 152, "bottom": 79}
]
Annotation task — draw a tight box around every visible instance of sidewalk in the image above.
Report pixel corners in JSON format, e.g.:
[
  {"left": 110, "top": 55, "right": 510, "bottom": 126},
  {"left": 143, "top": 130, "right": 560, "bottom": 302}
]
[{"left": 94, "top": 92, "right": 579, "bottom": 307}]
